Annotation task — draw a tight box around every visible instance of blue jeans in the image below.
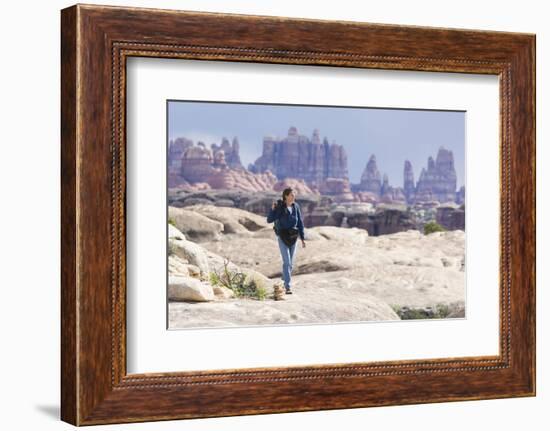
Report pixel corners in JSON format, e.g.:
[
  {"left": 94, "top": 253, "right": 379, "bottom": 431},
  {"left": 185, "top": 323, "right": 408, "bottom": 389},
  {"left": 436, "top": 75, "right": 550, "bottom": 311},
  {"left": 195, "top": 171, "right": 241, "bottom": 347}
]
[{"left": 277, "top": 236, "right": 297, "bottom": 291}]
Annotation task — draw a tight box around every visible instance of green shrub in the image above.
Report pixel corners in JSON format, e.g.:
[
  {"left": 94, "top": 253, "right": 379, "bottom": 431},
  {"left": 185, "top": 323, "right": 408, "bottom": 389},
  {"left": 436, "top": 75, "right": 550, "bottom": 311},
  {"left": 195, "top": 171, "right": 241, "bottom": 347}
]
[
  {"left": 394, "top": 303, "right": 453, "bottom": 320},
  {"left": 245, "top": 274, "right": 268, "bottom": 300},
  {"left": 257, "top": 287, "right": 267, "bottom": 300},
  {"left": 434, "top": 303, "right": 450, "bottom": 318},
  {"left": 399, "top": 308, "right": 431, "bottom": 319},
  {"left": 390, "top": 304, "right": 402, "bottom": 315},
  {"left": 209, "top": 271, "right": 220, "bottom": 286},
  {"left": 423, "top": 221, "right": 446, "bottom": 235},
  {"left": 168, "top": 217, "right": 177, "bottom": 227},
  {"left": 210, "top": 259, "right": 266, "bottom": 300}
]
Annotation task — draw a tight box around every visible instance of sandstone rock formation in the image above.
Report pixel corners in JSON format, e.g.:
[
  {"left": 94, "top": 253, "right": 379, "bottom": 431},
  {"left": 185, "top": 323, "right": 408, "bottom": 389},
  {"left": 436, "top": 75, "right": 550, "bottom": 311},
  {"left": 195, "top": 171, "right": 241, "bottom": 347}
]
[
  {"left": 168, "top": 223, "right": 186, "bottom": 241},
  {"left": 403, "top": 160, "right": 416, "bottom": 202},
  {"left": 169, "top": 207, "right": 465, "bottom": 329},
  {"left": 250, "top": 127, "right": 348, "bottom": 187},
  {"left": 414, "top": 147, "right": 457, "bottom": 204},
  {"left": 168, "top": 177, "right": 212, "bottom": 191},
  {"left": 169, "top": 282, "right": 399, "bottom": 328},
  {"left": 183, "top": 204, "right": 268, "bottom": 235},
  {"left": 321, "top": 202, "right": 417, "bottom": 235},
  {"left": 168, "top": 275, "right": 216, "bottom": 302},
  {"left": 317, "top": 178, "right": 354, "bottom": 202},
  {"left": 358, "top": 154, "right": 382, "bottom": 194},
  {"left": 211, "top": 136, "right": 243, "bottom": 170},
  {"left": 169, "top": 206, "right": 224, "bottom": 243},
  {"left": 169, "top": 190, "right": 423, "bottom": 237},
  {"left": 179, "top": 142, "right": 214, "bottom": 183},
  {"left": 356, "top": 157, "right": 407, "bottom": 204},
  {"left": 168, "top": 137, "right": 194, "bottom": 187},
  {"left": 169, "top": 227, "right": 212, "bottom": 273},
  {"left": 436, "top": 203, "right": 465, "bottom": 230},
  {"left": 168, "top": 223, "right": 271, "bottom": 304},
  {"left": 355, "top": 148, "right": 461, "bottom": 206},
  {"left": 380, "top": 173, "right": 407, "bottom": 204},
  {"left": 207, "top": 166, "right": 277, "bottom": 191},
  {"left": 456, "top": 185, "right": 466, "bottom": 205},
  {"left": 272, "top": 178, "right": 318, "bottom": 196},
  {"left": 169, "top": 138, "right": 278, "bottom": 192},
  {"left": 169, "top": 131, "right": 463, "bottom": 205},
  {"left": 312, "top": 225, "right": 370, "bottom": 244}
]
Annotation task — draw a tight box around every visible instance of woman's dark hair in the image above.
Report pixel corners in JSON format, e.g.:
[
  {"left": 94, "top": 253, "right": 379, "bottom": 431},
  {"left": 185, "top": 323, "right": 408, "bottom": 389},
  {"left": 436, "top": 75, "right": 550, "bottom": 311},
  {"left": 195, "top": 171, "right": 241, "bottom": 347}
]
[{"left": 282, "top": 187, "right": 294, "bottom": 203}]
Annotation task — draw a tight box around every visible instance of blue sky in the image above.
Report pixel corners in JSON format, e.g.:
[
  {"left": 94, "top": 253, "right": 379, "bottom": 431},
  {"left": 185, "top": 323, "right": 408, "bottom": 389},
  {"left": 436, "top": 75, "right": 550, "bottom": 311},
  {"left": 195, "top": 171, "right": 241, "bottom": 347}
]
[{"left": 168, "top": 101, "right": 465, "bottom": 188}]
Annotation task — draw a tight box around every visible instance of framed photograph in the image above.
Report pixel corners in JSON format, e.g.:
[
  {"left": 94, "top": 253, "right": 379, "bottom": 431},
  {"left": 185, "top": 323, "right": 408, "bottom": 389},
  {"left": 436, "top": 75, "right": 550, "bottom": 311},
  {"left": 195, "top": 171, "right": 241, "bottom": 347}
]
[{"left": 61, "top": 4, "right": 536, "bottom": 426}]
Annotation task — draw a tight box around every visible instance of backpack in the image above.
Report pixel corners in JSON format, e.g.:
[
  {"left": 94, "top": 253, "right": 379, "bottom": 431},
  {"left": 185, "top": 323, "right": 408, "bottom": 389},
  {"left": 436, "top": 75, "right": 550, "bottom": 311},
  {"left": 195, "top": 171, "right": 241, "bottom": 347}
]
[
  {"left": 272, "top": 200, "right": 284, "bottom": 235},
  {"left": 273, "top": 218, "right": 281, "bottom": 236}
]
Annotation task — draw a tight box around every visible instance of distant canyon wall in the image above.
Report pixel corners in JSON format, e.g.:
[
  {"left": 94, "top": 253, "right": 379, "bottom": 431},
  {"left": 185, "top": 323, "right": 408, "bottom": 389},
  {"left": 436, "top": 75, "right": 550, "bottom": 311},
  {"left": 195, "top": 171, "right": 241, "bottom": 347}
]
[{"left": 168, "top": 126, "right": 465, "bottom": 206}]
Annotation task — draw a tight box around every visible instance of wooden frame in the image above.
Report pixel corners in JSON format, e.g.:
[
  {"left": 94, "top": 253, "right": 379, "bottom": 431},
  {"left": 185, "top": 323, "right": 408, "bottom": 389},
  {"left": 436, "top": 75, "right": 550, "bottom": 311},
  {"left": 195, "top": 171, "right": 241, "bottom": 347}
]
[{"left": 61, "top": 3, "right": 536, "bottom": 426}]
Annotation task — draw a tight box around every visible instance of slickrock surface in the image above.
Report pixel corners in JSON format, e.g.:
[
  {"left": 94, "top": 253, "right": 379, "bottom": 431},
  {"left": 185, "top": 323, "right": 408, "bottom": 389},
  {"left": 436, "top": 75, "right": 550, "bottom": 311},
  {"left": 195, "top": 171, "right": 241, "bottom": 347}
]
[{"left": 168, "top": 205, "right": 465, "bottom": 329}]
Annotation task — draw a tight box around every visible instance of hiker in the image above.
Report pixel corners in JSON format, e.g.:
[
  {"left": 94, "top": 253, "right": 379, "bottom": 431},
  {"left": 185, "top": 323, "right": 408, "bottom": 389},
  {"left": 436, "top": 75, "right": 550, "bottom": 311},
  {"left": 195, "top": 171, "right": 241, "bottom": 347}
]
[{"left": 266, "top": 187, "right": 306, "bottom": 294}]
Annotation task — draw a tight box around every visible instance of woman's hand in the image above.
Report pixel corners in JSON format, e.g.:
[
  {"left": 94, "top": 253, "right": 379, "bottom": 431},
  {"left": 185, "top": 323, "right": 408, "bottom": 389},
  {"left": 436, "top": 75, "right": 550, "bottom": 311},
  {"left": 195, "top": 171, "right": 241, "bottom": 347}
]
[{"left": 301, "top": 239, "right": 306, "bottom": 248}]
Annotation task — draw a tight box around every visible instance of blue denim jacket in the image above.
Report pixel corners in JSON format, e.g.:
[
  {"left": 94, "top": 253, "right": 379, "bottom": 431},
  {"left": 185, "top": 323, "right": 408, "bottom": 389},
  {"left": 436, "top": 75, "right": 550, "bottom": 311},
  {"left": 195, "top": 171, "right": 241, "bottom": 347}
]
[{"left": 267, "top": 202, "right": 305, "bottom": 240}]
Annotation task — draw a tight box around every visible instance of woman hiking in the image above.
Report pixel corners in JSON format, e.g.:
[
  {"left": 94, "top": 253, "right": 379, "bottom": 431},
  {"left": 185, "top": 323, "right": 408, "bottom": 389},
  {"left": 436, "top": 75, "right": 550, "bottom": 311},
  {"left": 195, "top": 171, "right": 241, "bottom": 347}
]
[{"left": 266, "top": 187, "right": 306, "bottom": 294}]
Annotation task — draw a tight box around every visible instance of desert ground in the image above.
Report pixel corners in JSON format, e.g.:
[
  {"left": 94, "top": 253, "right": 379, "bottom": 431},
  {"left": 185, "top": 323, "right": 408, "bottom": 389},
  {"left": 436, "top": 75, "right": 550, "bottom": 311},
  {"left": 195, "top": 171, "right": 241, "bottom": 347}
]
[{"left": 168, "top": 204, "right": 465, "bottom": 329}]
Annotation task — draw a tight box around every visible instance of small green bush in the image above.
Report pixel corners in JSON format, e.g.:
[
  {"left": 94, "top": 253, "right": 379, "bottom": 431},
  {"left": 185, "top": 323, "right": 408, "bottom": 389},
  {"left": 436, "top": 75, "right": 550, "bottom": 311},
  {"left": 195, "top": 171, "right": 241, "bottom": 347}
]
[
  {"left": 390, "top": 304, "right": 402, "bottom": 315},
  {"left": 209, "top": 271, "right": 220, "bottom": 286},
  {"left": 168, "top": 217, "right": 177, "bottom": 227},
  {"left": 394, "top": 303, "right": 453, "bottom": 320},
  {"left": 245, "top": 275, "right": 268, "bottom": 300},
  {"left": 434, "top": 303, "right": 450, "bottom": 318},
  {"left": 210, "top": 259, "right": 266, "bottom": 300},
  {"left": 423, "top": 221, "right": 446, "bottom": 235}
]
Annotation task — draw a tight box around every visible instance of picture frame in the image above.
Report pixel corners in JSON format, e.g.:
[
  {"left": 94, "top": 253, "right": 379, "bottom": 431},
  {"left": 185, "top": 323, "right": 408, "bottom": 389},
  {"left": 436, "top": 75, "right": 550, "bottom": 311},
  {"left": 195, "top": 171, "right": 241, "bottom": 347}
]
[{"left": 60, "top": 3, "right": 536, "bottom": 426}]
